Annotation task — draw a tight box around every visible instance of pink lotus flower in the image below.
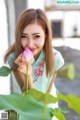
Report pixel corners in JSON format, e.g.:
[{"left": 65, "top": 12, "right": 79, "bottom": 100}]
[{"left": 22, "top": 47, "right": 34, "bottom": 62}]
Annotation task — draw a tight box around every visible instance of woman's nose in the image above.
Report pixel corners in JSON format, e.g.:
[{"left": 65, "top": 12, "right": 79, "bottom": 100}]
[{"left": 28, "top": 40, "right": 34, "bottom": 48}]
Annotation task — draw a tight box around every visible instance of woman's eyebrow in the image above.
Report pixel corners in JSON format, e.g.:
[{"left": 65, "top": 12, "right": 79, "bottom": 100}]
[
  {"left": 32, "top": 33, "right": 40, "bottom": 35},
  {"left": 22, "top": 33, "right": 28, "bottom": 36},
  {"left": 22, "top": 33, "right": 40, "bottom": 36}
]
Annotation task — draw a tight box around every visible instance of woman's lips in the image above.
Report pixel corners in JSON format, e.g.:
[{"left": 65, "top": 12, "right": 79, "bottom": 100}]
[{"left": 29, "top": 48, "right": 36, "bottom": 52}]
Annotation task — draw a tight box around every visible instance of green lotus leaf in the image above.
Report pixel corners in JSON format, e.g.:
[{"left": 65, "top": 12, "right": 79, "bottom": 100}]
[
  {"left": 58, "top": 93, "right": 80, "bottom": 115},
  {"left": 0, "top": 88, "right": 59, "bottom": 120},
  {"left": 0, "top": 66, "right": 12, "bottom": 76}
]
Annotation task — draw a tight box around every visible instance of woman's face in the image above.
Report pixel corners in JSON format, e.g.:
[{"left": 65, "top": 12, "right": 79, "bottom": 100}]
[{"left": 21, "top": 23, "right": 45, "bottom": 59}]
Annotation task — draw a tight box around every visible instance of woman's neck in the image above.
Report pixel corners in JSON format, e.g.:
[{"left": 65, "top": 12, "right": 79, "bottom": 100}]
[{"left": 34, "top": 50, "right": 42, "bottom": 60}]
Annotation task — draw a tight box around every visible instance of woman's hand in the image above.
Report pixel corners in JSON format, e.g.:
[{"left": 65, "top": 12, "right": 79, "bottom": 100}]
[
  {"left": 15, "top": 54, "right": 34, "bottom": 90},
  {"left": 15, "top": 54, "right": 34, "bottom": 76},
  {"left": 15, "top": 54, "right": 22, "bottom": 66},
  {"left": 15, "top": 47, "right": 34, "bottom": 76}
]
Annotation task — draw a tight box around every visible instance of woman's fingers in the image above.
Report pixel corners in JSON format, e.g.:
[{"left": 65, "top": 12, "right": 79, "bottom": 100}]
[
  {"left": 18, "top": 63, "right": 32, "bottom": 76},
  {"left": 22, "top": 57, "right": 34, "bottom": 65},
  {"left": 18, "top": 64, "right": 26, "bottom": 74},
  {"left": 30, "top": 58, "right": 34, "bottom": 64},
  {"left": 18, "top": 68, "right": 24, "bottom": 74},
  {"left": 15, "top": 53, "right": 33, "bottom": 75},
  {"left": 22, "top": 57, "right": 28, "bottom": 64},
  {"left": 15, "top": 54, "right": 22, "bottom": 65}
]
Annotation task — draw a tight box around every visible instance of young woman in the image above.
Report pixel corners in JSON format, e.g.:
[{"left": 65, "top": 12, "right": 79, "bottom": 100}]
[{"left": 4, "top": 8, "right": 64, "bottom": 120}]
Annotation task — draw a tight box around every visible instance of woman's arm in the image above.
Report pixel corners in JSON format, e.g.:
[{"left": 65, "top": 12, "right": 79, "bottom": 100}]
[
  {"left": 14, "top": 53, "right": 34, "bottom": 92},
  {"left": 13, "top": 70, "right": 34, "bottom": 92},
  {"left": 47, "top": 71, "right": 57, "bottom": 93}
]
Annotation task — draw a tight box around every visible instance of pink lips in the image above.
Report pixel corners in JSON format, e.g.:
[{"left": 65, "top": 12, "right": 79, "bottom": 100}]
[{"left": 29, "top": 48, "right": 36, "bottom": 52}]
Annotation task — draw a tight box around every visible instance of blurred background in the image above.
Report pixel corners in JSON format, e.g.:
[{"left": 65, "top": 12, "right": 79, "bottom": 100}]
[{"left": 0, "top": 0, "right": 80, "bottom": 120}]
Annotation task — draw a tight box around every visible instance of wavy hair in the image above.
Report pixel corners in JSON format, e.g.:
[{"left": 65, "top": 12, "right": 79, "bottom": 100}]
[{"left": 4, "top": 8, "right": 54, "bottom": 75}]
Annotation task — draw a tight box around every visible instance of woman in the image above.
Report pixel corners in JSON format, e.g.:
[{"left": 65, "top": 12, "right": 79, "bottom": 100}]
[{"left": 4, "top": 8, "right": 64, "bottom": 120}]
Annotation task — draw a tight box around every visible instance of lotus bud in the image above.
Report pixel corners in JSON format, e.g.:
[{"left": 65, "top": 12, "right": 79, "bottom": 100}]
[{"left": 22, "top": 48, "right": 34, "bottom": 62}]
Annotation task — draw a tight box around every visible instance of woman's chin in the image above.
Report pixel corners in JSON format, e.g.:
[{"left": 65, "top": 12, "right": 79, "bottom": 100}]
[{"left": 34, "top": 51, "right": 41, "bottom": 60}]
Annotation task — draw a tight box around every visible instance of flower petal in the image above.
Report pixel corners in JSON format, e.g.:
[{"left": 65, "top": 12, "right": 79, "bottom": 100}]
[{"left": 22, "top": 48, "right": 34, "bottom": 62}]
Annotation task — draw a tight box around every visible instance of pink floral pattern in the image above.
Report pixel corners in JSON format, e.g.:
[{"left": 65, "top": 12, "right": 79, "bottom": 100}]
[
  {"left": 34, "top": 69, "right": 43, "bottom": 76},
  {"left": 32, "top": 49, "right": 64, "bottom": 83},
  {"left": 36, "top": 61, "right": 44, "bottom": 67},
  {"left": 33, "top": 58, "right": 44, "bottom": 83}
]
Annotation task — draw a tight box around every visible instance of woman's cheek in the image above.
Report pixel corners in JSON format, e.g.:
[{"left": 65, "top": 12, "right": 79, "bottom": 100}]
[
  {"left": 21, "top": 40, "right": 28, "bottom": 48},
  {"left": 35, "top": 39, "right": 45, "bottom": 46},
  {"left": 35, "top": 40, "right": 40, "bottom": 46}
]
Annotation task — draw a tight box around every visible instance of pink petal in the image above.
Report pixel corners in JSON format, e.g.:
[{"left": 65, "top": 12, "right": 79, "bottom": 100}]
[{"left": 22, "top": 48, "right": 34, "bottom": 62}]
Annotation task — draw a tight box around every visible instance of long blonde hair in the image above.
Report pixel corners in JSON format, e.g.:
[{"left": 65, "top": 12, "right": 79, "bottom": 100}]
[{"left": 4, "top": 8, "right": 54, "bottom": 75}]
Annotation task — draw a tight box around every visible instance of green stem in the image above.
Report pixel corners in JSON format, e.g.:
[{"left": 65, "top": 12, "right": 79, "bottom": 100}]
[
  {"left": 42, "top": 94, "right": 47, "bottom": 120},
  {"left": 42, "top": 82, "right": 51, "bottom": 120},
  {"left": 17, "top": 113, "right": 19, "bottom": 120},
  {"left": 26, "top": 65, "right": 28, "bottom": 93},
  {"left": 9, "top": 111, "right": 11, "bottom": 120}
]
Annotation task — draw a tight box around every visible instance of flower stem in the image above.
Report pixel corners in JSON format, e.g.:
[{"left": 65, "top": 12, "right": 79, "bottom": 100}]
[
  {"left": 42, "top": 94, "right": 47, "bottom": 120},
  {"left": 17, "top": 113, "right": 19, "bottom": 120},
  {"left": 26, "top": 65, "right": 28, "bottom": 93}
]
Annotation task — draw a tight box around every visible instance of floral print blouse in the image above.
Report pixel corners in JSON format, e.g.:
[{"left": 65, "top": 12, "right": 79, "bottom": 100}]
[{"left": 7, "top": 48, "right": 64, "bottom": 95}]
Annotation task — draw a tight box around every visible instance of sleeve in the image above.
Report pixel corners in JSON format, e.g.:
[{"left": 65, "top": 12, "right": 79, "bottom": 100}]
[
  {"left": 54, "top": 50, "right": 64, "bottom": 71},
  {"left": 48, "top": 49, "right": 64, "bottom": 80},
  {"left": 6, "top": 53, "right": 16, "bottom": 69}
]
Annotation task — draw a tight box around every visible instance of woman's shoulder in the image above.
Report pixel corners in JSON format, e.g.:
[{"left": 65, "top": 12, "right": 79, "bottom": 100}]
[
  {"left": 7, "top": 52, "right": 15, "bottom": 63},
  {"left": 52, "top": 48, "right": 64, "bottom": 71},
  {"left": 52, "top": 48, "right": 61, "bottom": 55},
  {"left": 7, "top": 52, "right": 16, "bottom": 69},
  {"left": 52, "top": 48, "right": 63, "bottom": 59},
  {"left": 8, "top": 52, "right": 15, "bottom": 59}
]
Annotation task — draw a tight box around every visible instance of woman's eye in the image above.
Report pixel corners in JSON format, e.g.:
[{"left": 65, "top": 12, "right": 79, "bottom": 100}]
[
  {"left": 21, "top": 35, "right": 26, "bottom": 38},
  {"left": 35, "top": 35, "right": 40, "bottom": 39}
]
